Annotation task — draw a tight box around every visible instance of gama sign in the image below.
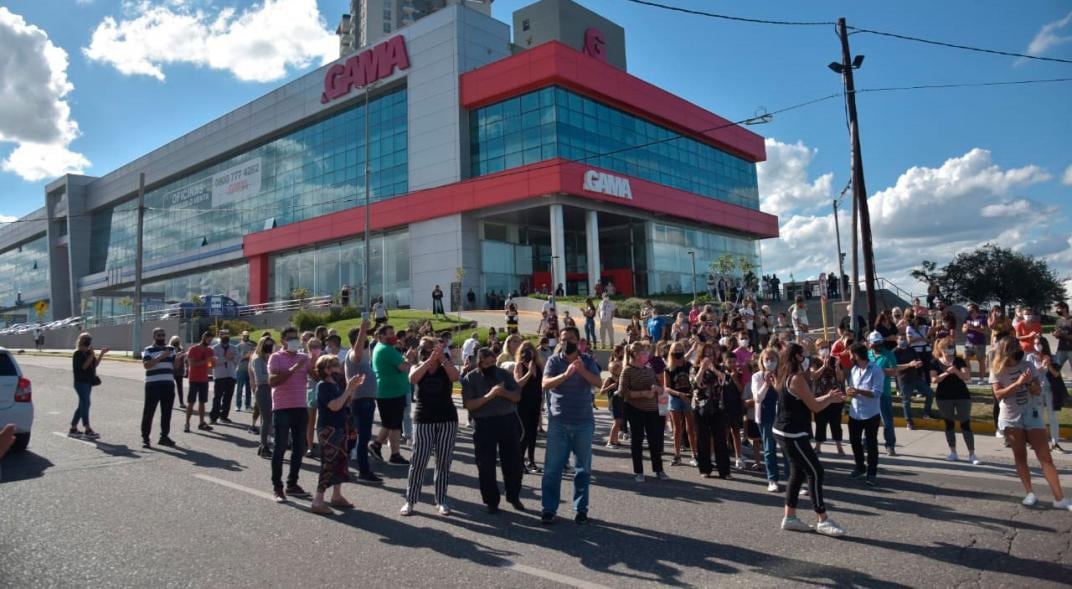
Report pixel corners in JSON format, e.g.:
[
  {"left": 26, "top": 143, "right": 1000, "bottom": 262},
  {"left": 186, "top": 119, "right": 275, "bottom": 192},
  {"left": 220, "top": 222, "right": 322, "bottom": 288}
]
[
  {"left": 321, "top": 36, "right": 410, "bottom": 104},
  {"left": 583, "top": 170, "right": 633, "bottom": 199}
]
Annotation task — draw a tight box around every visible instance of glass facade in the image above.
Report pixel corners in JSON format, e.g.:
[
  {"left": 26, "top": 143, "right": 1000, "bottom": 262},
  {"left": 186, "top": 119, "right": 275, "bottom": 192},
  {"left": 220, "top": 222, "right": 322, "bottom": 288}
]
[
  {"left": 89, "top": 87, "right": 409, "bottom": 283},
  {"left": 470, "top": 86, "right": 760, "bottom": 209},
  {"left": 269, "top": 229, "right": 410, "bottom": 308},
  {"left": 648, "top": 221, "right": 760, "bottom": 296},
  {"left": 0, "top": 234, "right": 51, "bottom": 324},
  {"left": 83, "top": 263, "right": 249, "bottom": 322}
]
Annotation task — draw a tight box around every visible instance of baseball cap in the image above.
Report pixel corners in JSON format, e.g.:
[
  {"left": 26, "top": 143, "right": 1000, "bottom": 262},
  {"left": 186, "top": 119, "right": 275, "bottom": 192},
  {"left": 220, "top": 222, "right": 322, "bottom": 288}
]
[{"left": 867, "top": 331, "right": 884, "bottom": 345}]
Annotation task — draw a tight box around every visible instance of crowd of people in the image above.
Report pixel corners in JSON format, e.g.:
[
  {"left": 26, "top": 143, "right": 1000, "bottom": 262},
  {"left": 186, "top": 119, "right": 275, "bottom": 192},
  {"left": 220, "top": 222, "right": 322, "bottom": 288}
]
[{"left": 65, "top": 296, "right": 1072, "bottom": 536}]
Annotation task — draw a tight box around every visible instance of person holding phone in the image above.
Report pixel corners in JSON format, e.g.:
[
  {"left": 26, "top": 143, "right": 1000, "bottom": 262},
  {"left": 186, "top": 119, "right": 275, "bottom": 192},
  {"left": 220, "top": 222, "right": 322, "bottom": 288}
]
[
  {"left": 514, "top": 341, "right": 545, "bottom": 473},
  {"left": 619, "top": 341, "right": 668, "bottom": 482},
  {"left": 268, "top": 326, "right": 313, "bottom": 503},
  {"left": 664, "top": 341, "right": 697, "bottom": 467},
  {"left": 70, "top": 332, "right": 107, "bottom": 439},
  {"left": 990, "top": 336, "right": 1070, "bottom": 510},
  {"left": 309, "top": 354, "right": 364, "bottom": 515},
  {"left": 401, "top": 338, "right": 460, "bottom": 516}
]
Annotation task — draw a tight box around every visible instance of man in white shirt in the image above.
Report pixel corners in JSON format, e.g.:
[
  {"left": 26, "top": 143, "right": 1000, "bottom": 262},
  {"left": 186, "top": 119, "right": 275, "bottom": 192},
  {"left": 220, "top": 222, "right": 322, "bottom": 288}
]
[
  {"left": 790, "top": 295, "right": 810, "bottom": 340},
  {"left": 846, "top": 342, "right": 883, "bottom": 486},
  {"left": 597, "top": 294, "right": 616, "bottom": 349},
  {"left": 542, "top": 297, "right": 556, "bottom": 316},
  {"left": 504, "top": 293, "right": 514, "bottom": 311},
  {"left": 461, "top": 332, "right": 480, "bottom": 371}
]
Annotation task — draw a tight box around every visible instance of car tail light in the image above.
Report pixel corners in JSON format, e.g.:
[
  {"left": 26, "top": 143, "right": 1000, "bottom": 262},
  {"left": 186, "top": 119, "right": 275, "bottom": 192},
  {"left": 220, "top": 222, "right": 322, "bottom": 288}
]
[{"left": 14, "top": 377, "right": 31, "bottom": 402}]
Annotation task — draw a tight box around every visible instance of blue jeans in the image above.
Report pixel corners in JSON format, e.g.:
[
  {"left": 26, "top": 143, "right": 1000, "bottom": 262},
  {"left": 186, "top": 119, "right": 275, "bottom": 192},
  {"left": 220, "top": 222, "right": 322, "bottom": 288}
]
[
  {"left": 759, "top": 419, "right": 790, "bottom": 483},
  {"left": 897, "top": 378, "right": 934, "bottom": 423},
  {"left": 584, "top": 318, "right": 596, "bottom": 345},
  {"left": 880, "top": 394, "right": 896, "bottom": 448},
  {"left": 72, "top": 382, "right": 93, "bottom": 428},
  {"left": 351, "top": 398, "right": 376, "bottom": 475},
  {"left": 235, "top": 368, "right": 252, "bottom": 409},
  {"left": 541, "top": 418, "right": 594, "bottom": 516}
]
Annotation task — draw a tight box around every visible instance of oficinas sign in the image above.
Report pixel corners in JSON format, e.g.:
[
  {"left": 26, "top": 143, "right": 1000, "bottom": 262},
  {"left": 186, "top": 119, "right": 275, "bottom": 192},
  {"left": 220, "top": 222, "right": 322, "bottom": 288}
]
[{"left": 321, "top": 36, "right": 410, "bottom": 104}]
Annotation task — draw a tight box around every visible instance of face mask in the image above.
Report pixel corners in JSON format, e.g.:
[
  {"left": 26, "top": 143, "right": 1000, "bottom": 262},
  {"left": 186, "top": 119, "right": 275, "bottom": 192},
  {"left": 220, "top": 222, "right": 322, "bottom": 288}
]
[
  {"left": 671, "top": 352, "right": 684, "bottom": 360},
  {"left": 1034, "top": 344, "right": 1043, "bottom": 353},
  {"left": 155, "top": 337, "right": 165, "bottom": 345},
  {"left": 898, "top": 340, "right": 908, "bottom": 349},
  {"left": 564, "top": 341, "right": 578, "bottom": 356},
  {"left": 221, "top": 337, "right": 230, "bottom": 345},
  {"left": 287, "top": 339, "right": 301, "bottom": 351},
  {"left": 944, "top": 347, "right": 956, "bottom": 357},
  {"left": 763, "top": 359, "right": 778, "bottom": 371},
  {"left": 819, "top": 348, "right": 831, "bottom": 359},
  {"left": 801, "top": 357, "right": 811, "bottom": 371},
  {"left": 261, "top": 345, "right": 273, "bottom": 354},
  {"left": 739, "top": 339, "right": 749, "bottom": 348},
  {"left": 1026, "top": 315, "right": 1035, "bottom": 322}
]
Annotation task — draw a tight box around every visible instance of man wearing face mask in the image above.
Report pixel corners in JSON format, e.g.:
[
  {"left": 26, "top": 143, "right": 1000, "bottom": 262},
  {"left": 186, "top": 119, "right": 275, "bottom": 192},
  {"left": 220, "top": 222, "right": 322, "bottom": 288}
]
[
  {"left": 209, "top": 330, "right": 238, "bottom": 425},
  {"left": 846, "top": 343, "right": 883, "bottom": 486},
  {"left": 461, "top": 347, "right": 524, "bottom": 514},
  {"left": 184, "top": 331, "right": 214, "bottom": 433},
  {"left": 267, "top": 326, "right": 314, "bottom": 502},
  {"left": 345, "top": 320, "right": 381, "bottom": 482},
  {"left": 141, "top": 327, "right": 178, "bottom": 449},
  {"left": 867, "top": 331, "right": 907, "bottom": 456},
  {"left": 540, "top": 326, "right": 602, "bottom": 525},
  {"left": 1014, "top": 308, "right": 1042, "bottom": 355}
]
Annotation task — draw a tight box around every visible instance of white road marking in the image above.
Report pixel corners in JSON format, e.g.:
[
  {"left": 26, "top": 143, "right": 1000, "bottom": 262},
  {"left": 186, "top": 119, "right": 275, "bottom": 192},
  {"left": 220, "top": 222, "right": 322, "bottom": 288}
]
[
  {"left": 194, "top": 473, "right": 279, "bottom": 501},
  {"left": 52, "top": 431, "right": 98, "bottom": 447},
  {"left": 507, "top": 563, "right": 612, "bottom": 589}
]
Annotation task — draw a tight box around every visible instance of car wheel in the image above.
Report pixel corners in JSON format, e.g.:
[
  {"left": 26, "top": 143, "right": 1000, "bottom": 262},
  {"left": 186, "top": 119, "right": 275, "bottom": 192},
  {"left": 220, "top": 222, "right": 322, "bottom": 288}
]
[{"left": 12, "top": 433, "right": 30, "bottom": 452}]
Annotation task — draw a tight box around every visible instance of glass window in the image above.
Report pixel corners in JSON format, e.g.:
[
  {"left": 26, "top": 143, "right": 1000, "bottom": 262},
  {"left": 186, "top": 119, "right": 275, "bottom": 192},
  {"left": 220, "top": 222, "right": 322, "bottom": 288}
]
[
  {"left": 0, "top": 234, "right": 51, "bottom": 321},
  {"left": 645, "top": 221, "right": 760, "bottom": 296},
  {"left": 469, "top": 86, "right": 759, "bottom": 210}
]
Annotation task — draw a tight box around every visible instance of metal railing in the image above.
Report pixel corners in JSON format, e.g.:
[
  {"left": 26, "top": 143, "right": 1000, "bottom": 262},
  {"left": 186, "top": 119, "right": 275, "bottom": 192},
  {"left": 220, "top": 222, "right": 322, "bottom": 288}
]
[{"left": 83, "top": 295, "right": 336, "bottom": 328}]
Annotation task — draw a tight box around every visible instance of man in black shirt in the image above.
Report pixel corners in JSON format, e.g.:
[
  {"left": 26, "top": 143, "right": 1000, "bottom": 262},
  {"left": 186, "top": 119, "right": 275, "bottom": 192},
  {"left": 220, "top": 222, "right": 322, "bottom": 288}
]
[{"left": 142, "top": 327, "right": 178, "bottom": 448}]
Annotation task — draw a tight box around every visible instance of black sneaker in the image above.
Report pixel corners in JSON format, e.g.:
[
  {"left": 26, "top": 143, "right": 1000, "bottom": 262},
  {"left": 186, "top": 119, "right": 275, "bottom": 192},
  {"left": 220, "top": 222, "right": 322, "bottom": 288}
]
[
  {"left": 508, "top": 499, "right": 526, "bottom": 512},
  {"left": 273, "top": 488, "right": 287, "bottom": 503},
  {"left": 183, "top": 424, "right": 191, "bottom": 433},
  {"left": 389, "top": 454, "right": 410, "bottom": 465},
  {"left": 257, "top": 446, "right": 271, "bottom": 458},
  {"left": 210, "top": 419, "right": 218, "bottom": 425},
  {"left": 848, "top": 469, "right": 866, "bottom": 480},
  {"left": 865, "top": 475, "right": 878, "bottom": 487},
  {"left": 248, "top": 426, "right": 259, "bottom": 435},
  {"left": 158, "top": 437, "right": 177, "bottom": 447},
  {"left": 141, "top": 438, "right": 152, "bottom": 449},
  {"left": 486, "top": 504, "right": 500, "bottom": 515},
  {"left": 575, "top": 512, "right": 589, "bottom": 525},
  {"left": 285, "top": 484, "right": 310, "bottom": 498},
  {"left": 368, "top": 442, "right": 385, "bottom": 462},
  {"left": 886, "top": 446, "right": 898, "bottom": 457},
  {"left": 540, "top": 512, "right": 555, "bottom": 525},
  {"left": 198, "top": 422, "right": 213, "bottom": 431},
  {"left": 357, "top": 472, "right": 383, "bottom": 483},
  {"left": 220, "top": 417, "right": 233, "bottom": 424}
]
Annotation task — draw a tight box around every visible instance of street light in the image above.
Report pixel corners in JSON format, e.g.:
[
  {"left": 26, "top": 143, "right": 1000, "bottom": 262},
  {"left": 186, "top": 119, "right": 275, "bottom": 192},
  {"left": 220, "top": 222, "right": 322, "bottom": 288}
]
[
  {"left": 687, "top": 250, "right": 697, "bottom": 303},
  {"left": 362, "top": 80, "right": 381, "bottom": 314}
]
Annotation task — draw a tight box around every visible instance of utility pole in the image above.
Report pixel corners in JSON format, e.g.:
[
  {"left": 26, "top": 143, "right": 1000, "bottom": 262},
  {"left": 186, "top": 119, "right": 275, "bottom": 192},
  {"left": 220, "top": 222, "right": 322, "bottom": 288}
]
[
  {"left": 832, "top": 199, "right": 847, "bottom": 303},
  {"left": 362, "top": 84, "right": 373, "bottom": 315},
  {"left": 835, "top": 17, "right": 877, "bottom": 326},
  {"left": 133, "top": 172, "right": 145, "bottom": 358},
  {"left": 687, "top": 250, "right": 697, "bottom": 303}
]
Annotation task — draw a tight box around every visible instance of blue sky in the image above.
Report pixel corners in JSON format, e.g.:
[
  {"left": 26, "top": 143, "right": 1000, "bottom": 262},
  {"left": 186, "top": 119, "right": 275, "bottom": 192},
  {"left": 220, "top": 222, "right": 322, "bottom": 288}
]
[{"left": 1, "top": 0, "right": 1070, "bottom": 290}]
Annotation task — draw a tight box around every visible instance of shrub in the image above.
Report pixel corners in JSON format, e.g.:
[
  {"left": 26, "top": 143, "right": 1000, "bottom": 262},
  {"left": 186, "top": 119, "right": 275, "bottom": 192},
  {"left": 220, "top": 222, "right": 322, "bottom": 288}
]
[
  {"left": 614, "top": 297, "right": 681, "bottom": 319},
  {"left": 205, "top": 319, "right": 257, "bottom": 337},
  {"left": 291, "top": 309, "right": 331, "bottom": 332}
]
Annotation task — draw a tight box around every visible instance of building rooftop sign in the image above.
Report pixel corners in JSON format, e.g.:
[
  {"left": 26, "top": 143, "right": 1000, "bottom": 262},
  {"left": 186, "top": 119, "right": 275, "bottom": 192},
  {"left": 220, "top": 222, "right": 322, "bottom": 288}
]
[
  {"left": 583, "top": 169, "right": 632, "bottom": 199},
  {"left": 321, "top": 35, "right": 410, "bottom": 104}
]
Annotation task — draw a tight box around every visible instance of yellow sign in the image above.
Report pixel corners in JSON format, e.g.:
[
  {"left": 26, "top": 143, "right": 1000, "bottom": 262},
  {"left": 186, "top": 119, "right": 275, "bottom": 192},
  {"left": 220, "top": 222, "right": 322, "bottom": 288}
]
[{"left": 34, "top": 300, "right": 48, "bottom": 318}]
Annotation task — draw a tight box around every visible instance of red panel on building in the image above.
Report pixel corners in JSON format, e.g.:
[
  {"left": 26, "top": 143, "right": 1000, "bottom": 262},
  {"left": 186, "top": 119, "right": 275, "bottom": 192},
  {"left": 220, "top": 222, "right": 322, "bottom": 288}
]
[{"left": 460, "top": 41, "right": 766, "bottom": 163}]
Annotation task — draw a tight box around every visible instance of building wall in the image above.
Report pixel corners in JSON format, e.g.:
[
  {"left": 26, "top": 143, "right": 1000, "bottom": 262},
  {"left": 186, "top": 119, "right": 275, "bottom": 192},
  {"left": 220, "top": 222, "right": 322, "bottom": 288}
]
[{"left": 512, "top": 0, "right": 627, "bottom": 70}]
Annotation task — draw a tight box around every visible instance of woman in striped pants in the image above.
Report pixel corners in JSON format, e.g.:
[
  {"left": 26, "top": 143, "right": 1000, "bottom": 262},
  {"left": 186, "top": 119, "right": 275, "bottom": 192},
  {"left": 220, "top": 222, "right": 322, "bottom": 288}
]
[{"left": 401, "top": 337, "right": 460, "bottom": 516}]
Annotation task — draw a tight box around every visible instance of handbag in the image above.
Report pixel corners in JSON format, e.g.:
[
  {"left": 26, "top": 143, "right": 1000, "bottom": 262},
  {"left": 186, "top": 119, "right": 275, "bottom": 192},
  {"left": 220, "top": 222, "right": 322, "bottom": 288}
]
[{"left": 92, "top": 375, "right": 102, "bottom": 387}]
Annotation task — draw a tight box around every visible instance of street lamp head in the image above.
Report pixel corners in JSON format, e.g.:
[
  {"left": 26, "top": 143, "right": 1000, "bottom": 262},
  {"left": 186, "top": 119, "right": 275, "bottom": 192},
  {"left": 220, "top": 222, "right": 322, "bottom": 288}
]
[
  {"left": 827, "top": 62, "right": 844, "bottom": 74},
  {"left": 852, "top": 54, "right": 865, "bottom": 69}
]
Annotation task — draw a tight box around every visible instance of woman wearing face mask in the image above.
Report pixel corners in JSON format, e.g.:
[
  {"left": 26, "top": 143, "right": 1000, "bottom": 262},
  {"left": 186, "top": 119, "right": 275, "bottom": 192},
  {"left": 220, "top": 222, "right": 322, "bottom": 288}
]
[
  {"left": 401, "top": 338, "right": 461, "bottom": 516},
  {"left": 692, "top": 342, "right": 731, "bottom": 479},
  {"left": 990, "top": 337, "right": 1071, "bottom": 510},
  {"left": 664, "top": 341, "right": 697, "bottom": 467},
  {"left": 722, "top": 343, "right": 747, "bottom": 470},
  {"left": 514, "top": 341, "right": 545, "bottom": 472},
  {"left": 251, "top": 337, "right": 275, "bottom": 457},
  {"left": 752, "top": 347, "right": 788, "bottom": 491},
  {"left": 309, "top": 354, "right": 363, "bottom": 515},
  {"left": 775, "top": 343, "right": 847, "bottom": 537},
  {"left": 812, "top": 339, "right": 845, "bottom": 457},
  {"left": 619, "top": 342, "right": 669, "bottom": 482},
  {"left": 931, "top": 337, "right": 979, "bottom": 465},
  {"left": 1027, "top": 336, "right": 1064, "bottom": 453}
]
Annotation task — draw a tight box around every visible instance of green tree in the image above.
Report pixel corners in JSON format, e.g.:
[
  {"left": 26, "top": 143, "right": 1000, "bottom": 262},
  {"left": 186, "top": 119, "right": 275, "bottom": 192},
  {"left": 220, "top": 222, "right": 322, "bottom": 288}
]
[
  {"left": 911, "top": 244, "right": 1067, "bottom": 312},
  {"left": 710, "top": 254, "right": 737, "bottom": 302}
]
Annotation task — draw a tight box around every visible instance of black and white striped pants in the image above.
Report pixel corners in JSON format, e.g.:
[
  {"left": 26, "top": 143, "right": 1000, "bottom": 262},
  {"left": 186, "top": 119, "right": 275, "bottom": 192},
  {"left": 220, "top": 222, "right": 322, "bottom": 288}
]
[{"left": 404, "top": 421, "right": 458, "bottom": 506}]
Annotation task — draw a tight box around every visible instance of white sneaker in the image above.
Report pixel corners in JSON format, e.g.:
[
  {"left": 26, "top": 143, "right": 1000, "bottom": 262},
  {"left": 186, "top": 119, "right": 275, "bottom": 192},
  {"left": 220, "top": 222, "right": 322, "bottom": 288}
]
[
  {"left": 634, "top": 473, "right": 645, "bottom": 483},
  {"left": 781, "top": 516, "right": 812, "bottom": 532},
  {"left": 437, "top": 503, "right": 451, "bottom": 516},
  {"left": 946, "top": 451, "right": 958, "bottom": 462},
  {"left": 969, "top": 454, "right": 982, "bottom": 465},
  {"left": 767, "top": 481, "right": 780, "bottom": 492},
  {"left": 400, "top": 502, "right": 414, "bottom": 516},
  {"left": 688, "top": 458, "right": 698, "bottom": 467},
  {"left": 735, "top": 459, "right": 745, "bottom": 470},
  {"left": 1053, "top": 498, "right": 1071, "bottom": 511},
  {"left": 800, "top": 487, "right": 809, "bottom": 496},
  {"left": 995, "top": 430, "right": 1003, "bottom": 438},
  {"left": 816, "top": 519, "right": 847, "bottom": 537},
  {"left": 1022, "top": 493, "right": 1038, "bottom": 507}
]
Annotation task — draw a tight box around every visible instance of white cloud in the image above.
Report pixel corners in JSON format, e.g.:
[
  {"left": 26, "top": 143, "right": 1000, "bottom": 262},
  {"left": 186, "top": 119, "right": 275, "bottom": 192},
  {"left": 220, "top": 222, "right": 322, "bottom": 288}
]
[
  {"left": 1063, "top": 164, "right": 1072, "bottom": 186},
  {"left": 82, "top": 0, "right": 337, "bottom": 83},
  {"left": 759, "top": 145, "right": 1071, "bottom": 293},
  {"left": 1025, "top": 11, "right": 1072, "bottom": 57},
  {"left": 0, "top": 7, "right": 89, "bottom": 181},
  {"left": 756, "top": 139, "right": 834, "bottom": 216},
  {"left": 0, "top": 215, "right": 17, "bottom": 224}
]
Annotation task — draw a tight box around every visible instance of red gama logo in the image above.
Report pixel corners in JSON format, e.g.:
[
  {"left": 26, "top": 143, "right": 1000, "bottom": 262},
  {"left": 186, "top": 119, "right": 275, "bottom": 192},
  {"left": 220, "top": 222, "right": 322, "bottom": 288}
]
[{"left": 321, "top": 36, "right": 411, "bottom": 104}]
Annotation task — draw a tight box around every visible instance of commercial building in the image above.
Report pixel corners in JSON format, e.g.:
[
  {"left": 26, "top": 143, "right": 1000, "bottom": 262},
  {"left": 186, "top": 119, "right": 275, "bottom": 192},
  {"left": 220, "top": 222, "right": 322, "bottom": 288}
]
[{"left": 0, "top": 0, "right": 777, "bottom": 327}]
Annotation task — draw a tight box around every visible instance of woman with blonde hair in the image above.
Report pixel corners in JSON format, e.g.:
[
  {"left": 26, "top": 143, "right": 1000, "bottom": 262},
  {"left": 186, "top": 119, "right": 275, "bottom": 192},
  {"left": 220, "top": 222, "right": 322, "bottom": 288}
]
[
  {"left": 498, "top": 334, "right": 524, "bottom": 366},
  {"left": 664, "top": 340, "right": 697, "bottom": 466},
  {"left": 931, "top": 336, "right": 978, "bottom": 465},
  {"left": 990, "top": 336, "right": 1070, "bottom": 509}
]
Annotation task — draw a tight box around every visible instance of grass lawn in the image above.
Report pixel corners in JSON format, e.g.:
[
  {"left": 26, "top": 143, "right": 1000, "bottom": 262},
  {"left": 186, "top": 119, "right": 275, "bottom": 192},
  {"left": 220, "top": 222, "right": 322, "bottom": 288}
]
[{"left": 255, "top": 310, "right": 538, "bottom": 347}]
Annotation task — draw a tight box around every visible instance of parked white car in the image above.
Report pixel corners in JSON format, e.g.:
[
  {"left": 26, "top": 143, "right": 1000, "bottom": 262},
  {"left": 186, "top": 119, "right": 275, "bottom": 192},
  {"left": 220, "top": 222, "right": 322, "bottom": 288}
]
[{"left": 0, "top": 348, "right": 33, "bottom": 451}]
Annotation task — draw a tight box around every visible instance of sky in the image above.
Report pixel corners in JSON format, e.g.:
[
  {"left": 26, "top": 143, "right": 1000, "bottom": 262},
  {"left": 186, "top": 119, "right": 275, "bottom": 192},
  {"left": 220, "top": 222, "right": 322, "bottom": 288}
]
[{"left": 0, "top": 0, "right": 1070, "bottom": 296}]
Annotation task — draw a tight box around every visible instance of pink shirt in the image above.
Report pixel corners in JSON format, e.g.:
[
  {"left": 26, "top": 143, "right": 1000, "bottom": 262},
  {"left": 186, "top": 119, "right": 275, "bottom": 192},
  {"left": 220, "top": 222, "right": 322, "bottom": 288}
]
[
  {"left": 268, "top": 351, "right": 310, "bottom": 410},
  {"left": 734, "top": 347, "right": 753, "bottom": 387}
]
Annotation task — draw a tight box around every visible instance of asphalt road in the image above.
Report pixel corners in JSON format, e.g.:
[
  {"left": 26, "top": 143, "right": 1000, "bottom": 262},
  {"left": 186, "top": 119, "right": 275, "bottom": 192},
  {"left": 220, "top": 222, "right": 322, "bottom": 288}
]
[{"left": 2, "top": 355, "right": 1071, "bottom": 589}]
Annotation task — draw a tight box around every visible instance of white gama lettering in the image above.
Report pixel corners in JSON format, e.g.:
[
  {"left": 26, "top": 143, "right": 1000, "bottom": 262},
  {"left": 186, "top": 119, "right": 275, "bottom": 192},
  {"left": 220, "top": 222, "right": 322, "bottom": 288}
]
[{"left": 583, "top": 170, "right": 633, "bottom": 199}]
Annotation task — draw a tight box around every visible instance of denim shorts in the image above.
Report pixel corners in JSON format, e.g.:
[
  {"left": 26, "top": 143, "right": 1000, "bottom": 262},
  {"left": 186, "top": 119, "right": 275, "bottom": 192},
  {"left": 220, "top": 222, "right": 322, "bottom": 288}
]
[
  {"left": 668, "top": 395, "right": 689, "bottom": 412},
  {"left": 998, "top": 409, "right": 1045, "bottom": 432}
]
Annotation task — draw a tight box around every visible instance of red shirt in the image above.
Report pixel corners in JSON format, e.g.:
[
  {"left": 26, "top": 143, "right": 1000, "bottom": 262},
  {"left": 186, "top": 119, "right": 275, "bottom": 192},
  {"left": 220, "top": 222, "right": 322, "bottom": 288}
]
[
  {"left": 187, "top": 344, "right": 213, "bottom": 383},
  {"left": 1014, "top": 320, "right": 1041, "bottom": 353},
  {"left": 830, "top": 340, "right": 853, "bottom": 370}
]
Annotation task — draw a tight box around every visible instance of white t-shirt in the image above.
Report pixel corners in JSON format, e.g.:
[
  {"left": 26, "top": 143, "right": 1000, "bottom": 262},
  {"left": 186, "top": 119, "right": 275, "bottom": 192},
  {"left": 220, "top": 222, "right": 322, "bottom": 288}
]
[
  {"left": 989, "top": 359, "right": 1036, "bottom": 421},
  {"left": 462, "top": 337, "right": 479, "bottom": 361},
  {"left": 790, "top": 306, "right": 809, "bottom": 334},
  {"left": 740, "top": 307, "right": 755, "bottom": 331},
  {"left": 542, "top": 299, "right": 556, "bottom": 314},
  {"left": 373, "top": 302, "right": 387, "bottom": 320},
  {"left": 598, "top": 299, "right": 615, "bottom": 322}
]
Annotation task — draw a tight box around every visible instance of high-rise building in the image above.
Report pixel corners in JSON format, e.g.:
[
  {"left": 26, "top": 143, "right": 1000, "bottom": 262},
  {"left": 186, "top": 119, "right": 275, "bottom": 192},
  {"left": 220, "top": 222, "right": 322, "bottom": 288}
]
[{"left": 337, "top": 0, "right": 493, "bottom": 55}]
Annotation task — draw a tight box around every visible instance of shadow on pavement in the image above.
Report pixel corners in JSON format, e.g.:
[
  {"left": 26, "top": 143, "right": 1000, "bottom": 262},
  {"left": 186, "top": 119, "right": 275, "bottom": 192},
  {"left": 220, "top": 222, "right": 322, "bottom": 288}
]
[{"left": 0, "top": 451, "right": 54, "bottom": 483}]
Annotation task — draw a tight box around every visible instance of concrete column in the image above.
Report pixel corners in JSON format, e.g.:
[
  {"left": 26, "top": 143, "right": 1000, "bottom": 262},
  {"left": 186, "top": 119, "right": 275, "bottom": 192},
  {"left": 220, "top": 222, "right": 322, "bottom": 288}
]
[
  {"left": 549, "top": 204, "right": 566, "bottom": 293},
  {"left": 585, "top": 209, "right": 600, "bottom": 295}
]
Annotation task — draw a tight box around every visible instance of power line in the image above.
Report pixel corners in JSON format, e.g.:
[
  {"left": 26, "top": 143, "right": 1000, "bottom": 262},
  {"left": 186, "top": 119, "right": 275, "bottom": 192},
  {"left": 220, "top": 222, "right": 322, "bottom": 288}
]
[
  {"left": 855, "top": 77, "right": 1072, "bottom": 93},
  {"left": 848, "top": 27, "right": 1072, "bottom": 66},
  {"left": 621, "top": 0, "right": 834, "bottom": 27}
]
